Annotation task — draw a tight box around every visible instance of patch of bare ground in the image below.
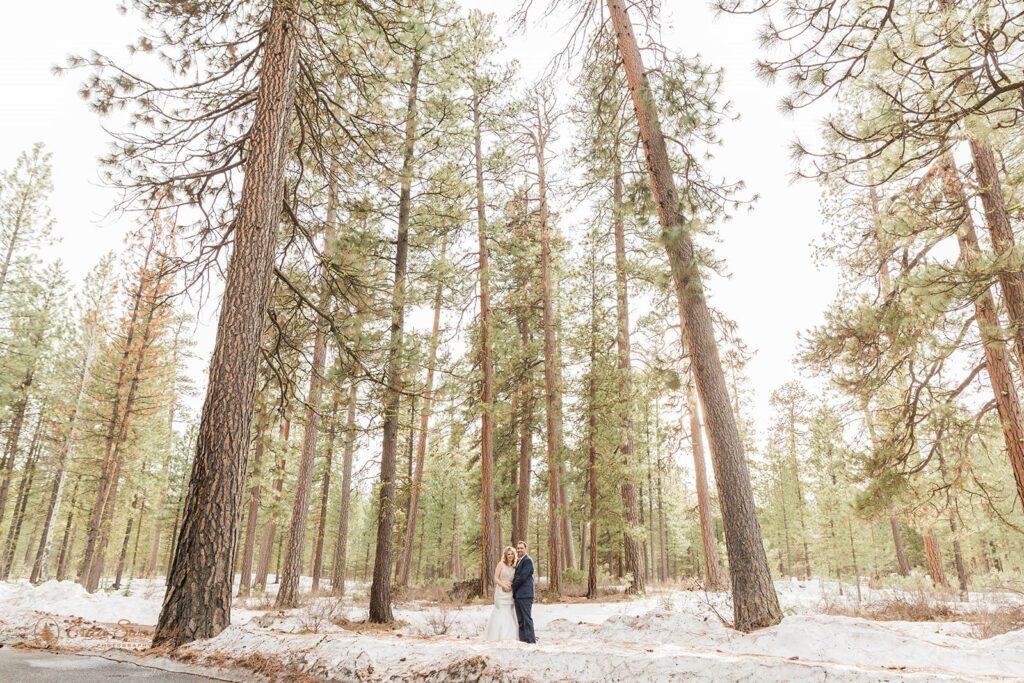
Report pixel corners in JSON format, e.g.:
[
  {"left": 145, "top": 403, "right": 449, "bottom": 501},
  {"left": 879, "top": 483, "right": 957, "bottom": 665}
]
[
  {"left": 330, "top": 616, "right": 408, "bottom": 634},
  {"left": 819, "top": 590, "right": 1024, "bottom": 637},
  {"left": 402, "top": 655, "right": 532, "bottom": 683}
]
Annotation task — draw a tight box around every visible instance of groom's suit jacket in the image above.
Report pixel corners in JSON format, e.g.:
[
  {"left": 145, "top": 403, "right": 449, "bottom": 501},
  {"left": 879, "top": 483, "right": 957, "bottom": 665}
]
[{"left": 511, "top": 554, "right": 535, "bottom": 599}]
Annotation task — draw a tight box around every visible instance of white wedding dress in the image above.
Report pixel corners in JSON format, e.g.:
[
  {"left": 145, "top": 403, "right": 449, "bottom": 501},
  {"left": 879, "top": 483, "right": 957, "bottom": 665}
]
[{"left": 482, "top": 562, "right": 519, "bottom": 641}]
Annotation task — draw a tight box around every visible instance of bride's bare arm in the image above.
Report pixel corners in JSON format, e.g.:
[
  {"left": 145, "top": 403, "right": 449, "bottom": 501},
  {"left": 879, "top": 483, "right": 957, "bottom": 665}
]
[{"left": 494, "top": 563, "right": 511, "bottom": 591}]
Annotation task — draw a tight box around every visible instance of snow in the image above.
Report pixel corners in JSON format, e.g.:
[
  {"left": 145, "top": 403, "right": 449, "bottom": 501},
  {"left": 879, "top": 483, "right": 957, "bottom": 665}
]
[{"left": 1, "top": 577, "right": 1023, "bottom": 681}]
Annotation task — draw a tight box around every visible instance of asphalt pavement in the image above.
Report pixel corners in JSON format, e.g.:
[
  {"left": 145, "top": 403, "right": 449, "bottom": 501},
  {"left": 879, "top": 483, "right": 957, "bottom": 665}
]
[{"left": 0, "top": 647, "right": 226, "bottom": 681}]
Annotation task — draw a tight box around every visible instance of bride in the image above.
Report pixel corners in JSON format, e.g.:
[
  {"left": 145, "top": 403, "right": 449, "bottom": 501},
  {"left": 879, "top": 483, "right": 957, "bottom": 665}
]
[{"left": 482, "top": 546, "right": 519, "bottom": 641}]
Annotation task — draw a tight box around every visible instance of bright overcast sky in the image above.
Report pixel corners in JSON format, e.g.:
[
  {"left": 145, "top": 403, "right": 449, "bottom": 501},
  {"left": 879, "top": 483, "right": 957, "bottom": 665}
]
[{"left": 0, "top": 1, "right": 837, "bottom": 443}]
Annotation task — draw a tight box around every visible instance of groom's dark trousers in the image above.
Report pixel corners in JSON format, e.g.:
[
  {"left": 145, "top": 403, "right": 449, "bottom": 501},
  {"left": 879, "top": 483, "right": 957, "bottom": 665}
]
[
  {"left": 513, "top": 598, "right": 535, "bottom": 644},
  {"left": 511, "top": 553, "right": 536, "bottom": 643}
]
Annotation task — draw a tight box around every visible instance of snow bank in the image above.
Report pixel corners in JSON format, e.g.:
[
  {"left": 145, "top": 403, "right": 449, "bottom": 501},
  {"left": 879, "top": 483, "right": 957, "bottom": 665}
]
[
  {"left": 0, "top": 579, "right": 163, "bottom": 625},
  {"left": 2, "top": 578, "right": 1023, "bottom": 681}
]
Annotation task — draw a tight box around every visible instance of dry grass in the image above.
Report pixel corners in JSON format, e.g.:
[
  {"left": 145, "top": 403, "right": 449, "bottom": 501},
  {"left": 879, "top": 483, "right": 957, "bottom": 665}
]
[
  {"left": 396, "top": 582, "right": 467, "bottom": 606},
  {"left": 820, "top": 591, "right": 960, "bottom": 622},
  {"left": 297, "top": 598, "right": 345, "bottom": 634},
  {"left": 171, "top": 648, "right": 319, "bottom": 683},
  {"left": 538, "top": 589, "right": 635, "bottom": 604},
  {"left": 819, "top": 590, "right": 1024, "bottom": 638},
  {"left": 972, "top": 606, "right": 1024, "bottom": 638},
  {"left": 423, "top": 605, "right": 457, "bottom": 635},
  {"left": 329, "top": 615, "right": 408, "bottom": 634},
  {"left": 233, "top": 592, "right": 277, "bottom": 611}
]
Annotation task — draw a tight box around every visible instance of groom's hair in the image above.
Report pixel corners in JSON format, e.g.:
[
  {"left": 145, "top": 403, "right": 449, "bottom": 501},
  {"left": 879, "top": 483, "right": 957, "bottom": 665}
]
[{"left": 516, "top": 540, "right": 526, "bottom": 547}]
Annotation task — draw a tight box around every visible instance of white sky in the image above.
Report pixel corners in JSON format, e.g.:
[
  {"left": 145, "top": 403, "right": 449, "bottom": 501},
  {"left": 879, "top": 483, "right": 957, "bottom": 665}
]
[{"left": 0, "top": 1, "right": 837, "bottom": 445}]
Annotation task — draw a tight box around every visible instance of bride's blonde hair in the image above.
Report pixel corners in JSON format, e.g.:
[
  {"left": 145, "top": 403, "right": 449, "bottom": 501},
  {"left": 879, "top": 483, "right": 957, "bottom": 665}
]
[{"left": 502, "top": 546, "right": 517, "bottom": 567}]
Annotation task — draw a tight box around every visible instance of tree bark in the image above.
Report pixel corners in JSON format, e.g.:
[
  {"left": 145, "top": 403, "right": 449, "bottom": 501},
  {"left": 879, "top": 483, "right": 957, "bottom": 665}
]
[
  {"left": 948, "top": 509, "right": 968, "bottom": 598},
  {"left": 369, "top": 49, "right": 421, "bottom": 623},
  {"left": 113, "top": 493, "right": 139, "bottom": 589},
  {"left": 32, "top": 339, "right": 95, "bottom": 584},
  {"left": 888, "top": 510, "right": 911, "bottom": 576},
  {"left": 532, "top": 94, "right": 563, "bottom": 596},
  {"left": 937, "top": 154, "right": 1024, "bottom": 510},
  {"left": 55, "top": 474, "right": 80, "bottom": 581},
  {"left": 686, "top": 381, "right": 724, "bottom": 589},
  {"left": 237, "top": 410, "right": 268, "bottom": 597},
  {"left": 514, "top": 313, "right": 533, "bottom": 545},
  {"left": 611, "top": 145, "right": 645, "bottom": 594},
  {"left": 606, "top": 0, "right": 781, "bottom": 630},
  {"left": 276, "top": 324, "right": 329, "bottom": 608},
  {"left": 145, "top": 332, "right": 182, "bottom": 578},
  {"left": 153, "top": 1, "right": 300, "bottom": 647},
  {"left": 586, "top": 264, "right": 599, "bottom": 598},
  {"left": 473, "top": 85, "right": 497, "bottom": 597},
  {"left": 923, "top": 528, "right": 948, "bottom": 588},
  {"left": 79, "top": 229, "right": 160, "bottom": 591},
  {"left": 331, "top": 380, "right": 358, "bottom": 596},
  {"left": 968, "top": 140, "right": 1024, "bottom": 372},
  {"left": 396, "top": 240, "right": 446, "bottom": 587},
  {"left": 0, "top": 424, "right": 42, "bottom": 579},
  {"left": 310, "top": 389, "right": 339, "bottom": 594},
  {"left": 255, "top": 417, "right": 290, "bottom": 590},
  {"left": 0, "top": 371, "right": 34, "bottom": 533}
]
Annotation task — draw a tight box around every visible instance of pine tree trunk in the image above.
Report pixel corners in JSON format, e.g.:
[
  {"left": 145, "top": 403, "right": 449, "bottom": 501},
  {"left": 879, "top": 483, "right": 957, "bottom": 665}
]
[
  {"left": 586, "top": 274, "right": 599, "bottom": 599},
  {"left": 310, "top": 390, "right": 339, "bottom": 594},
  {"left": 369, "top": 49, "right": 421, "bottom": 624},
  {"left": 559, "top": 468, "right": 575, "bottom": 571},
  {"left": 32, "top": 461, "right": 67, "bottom": 584},
  {"left": 396, "top": 241, "right": 445, "bottom": 587},
  {"left": 948, "top": 510, "right": 968, "bottom": 598},
  {"left": 847, "top": 519, "right": 862, "bottom": 603},
  {"left": 643, "top": 404, "right": 654, "bottom": 581},
  {"left": 276, "top": 326, "right": 328, "bottom": 608},
  {"left": 0, "top": 372, "right": 33, "bottom": 532},
  {"left": 55, "top": 475, "right": 80, "bottom": 581},
  {"left": 514, "top": 314, "right": 533, "bottom": 545},
  {"left": 469, "top": 87, "right": 498, "bottom": 598},
  {"left": 888, "top": 511, "right": 911, "bottom": 576},
  {"left": 606, "top": 0, "right": 781, "bottom": 630},
  {"left": 865, "top": 186, "right": 914, "bottom": 579},
  {"left": 611, "top": 147, "right": 645, "bottom": 594},
  {"left": 237, "top": 411, "right": 267, "bottom": 597},
  {"left": 23, "top": 515, "right": 42, "bottom": 569},
  {"left": 656, "top": 454, "right": 669, "bottom": 582},
  {"left": 113, "top": 494, "right": 139, "bottom": 589},
  {"left": 129, "top": 498, "right": 145, "bottom": 583},
  {"left": 923, "top": 528, "right": 948, "bottom": 588},
  {"left": 256, "top": 417, "right": 290, "bottom": 590},
  {"left": 145, "top": 377, "right": 179, "bottom": 579},
  {"left": 451, "top": 493, "right": 462, "bottom": 580},
  {"left": 83, "top": 250, "right": 167, "bottom": 593},
  {"left": 79, "top": 230, "right": 159, "bottom": 590},
  {"left": 331, "top": 380, "right": 358, "bottom": 596},
  {"left": 777, "top": 462, "right": 793, "bottom": 576},
  {"left": 533, "top": 97, "right": 563, "bottom": 596},
  {"left": 32, "top": 340, "right": 95, "bottom": 584},
  {"left": 153, "top": 1, "right": 300, "bottom": 647},
  {"left": 686, "top": 381, "right": 723, "bottom": 589},
  {"left": 968, "top": 140, "right": 1024, "bottom": 372},
  {"left": 786, "top": 406, "right": 812, "bottom": 579},
  {"left": 937, "top": 154, "right": 1024, "bottom": 510},
  {"left": 1, "top": 430, "right": 41, "bottom": 579}
]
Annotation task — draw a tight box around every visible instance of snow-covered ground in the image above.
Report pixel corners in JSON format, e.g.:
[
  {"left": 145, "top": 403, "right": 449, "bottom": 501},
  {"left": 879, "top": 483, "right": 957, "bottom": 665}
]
[{"left": 1, "top": 577, "right": 1023, "bottom": 681}]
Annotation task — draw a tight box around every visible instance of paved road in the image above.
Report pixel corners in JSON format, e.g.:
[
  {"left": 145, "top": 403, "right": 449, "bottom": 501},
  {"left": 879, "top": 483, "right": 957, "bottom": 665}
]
[{"left": 0, "top": 647, "right": 225, "bottom": 681}]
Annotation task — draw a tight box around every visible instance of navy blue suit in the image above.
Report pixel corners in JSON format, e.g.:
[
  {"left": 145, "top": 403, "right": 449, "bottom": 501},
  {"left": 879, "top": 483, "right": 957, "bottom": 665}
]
[{"left": 511, "top": 554, "right": 535, "bottom": 643}]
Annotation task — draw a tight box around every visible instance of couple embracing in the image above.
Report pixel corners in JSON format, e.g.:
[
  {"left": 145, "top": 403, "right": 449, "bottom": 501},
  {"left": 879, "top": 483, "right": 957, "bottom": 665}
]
[{"left": 482, "top": 540, "right": 536, "bottom": 643}]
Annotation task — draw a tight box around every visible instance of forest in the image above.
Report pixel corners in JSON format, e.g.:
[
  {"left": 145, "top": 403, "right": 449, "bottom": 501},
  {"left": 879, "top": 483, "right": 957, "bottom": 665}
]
[{"left": 0, "top": 0, "right": 1023, "bottom": 680}]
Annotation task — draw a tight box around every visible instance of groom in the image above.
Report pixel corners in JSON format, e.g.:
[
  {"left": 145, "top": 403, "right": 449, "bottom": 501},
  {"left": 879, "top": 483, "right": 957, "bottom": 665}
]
[{"left": 511, "top": 540, "right": 536, "bottom": 644}]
